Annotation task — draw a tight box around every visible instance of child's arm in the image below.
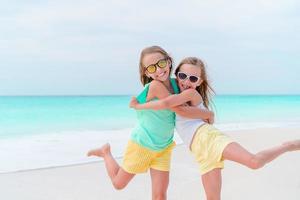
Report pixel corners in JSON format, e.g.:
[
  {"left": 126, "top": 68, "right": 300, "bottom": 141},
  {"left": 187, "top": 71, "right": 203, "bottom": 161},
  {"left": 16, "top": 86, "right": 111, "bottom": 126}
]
[
  {"left": 130, "top": 97, "right": 214, "bottom": 123},
  {"left": 130, "top": 89, "right": 200, "bottom": 110},
  {"left": 130, "top": 80, "right": 214, "bottom": 122},
  {"left": 173, "top": 106, "right": 214, "bottom": 124}
]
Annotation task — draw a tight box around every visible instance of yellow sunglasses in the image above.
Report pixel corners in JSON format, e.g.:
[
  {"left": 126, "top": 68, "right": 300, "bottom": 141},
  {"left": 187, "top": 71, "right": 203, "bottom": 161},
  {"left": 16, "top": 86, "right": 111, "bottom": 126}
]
[{"left": 145, "top": 58, "right": 168, "bottom": 74}]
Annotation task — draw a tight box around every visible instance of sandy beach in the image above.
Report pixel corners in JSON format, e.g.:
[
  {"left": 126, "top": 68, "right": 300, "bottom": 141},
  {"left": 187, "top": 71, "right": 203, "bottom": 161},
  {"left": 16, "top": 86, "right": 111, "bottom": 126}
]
[{"left": 1, "top": 127, "right": 300, "bottom": 200}]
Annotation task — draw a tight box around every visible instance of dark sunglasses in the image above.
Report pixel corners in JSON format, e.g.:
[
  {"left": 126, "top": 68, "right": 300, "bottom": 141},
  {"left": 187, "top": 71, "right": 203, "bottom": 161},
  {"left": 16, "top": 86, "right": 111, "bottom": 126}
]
[
  {"left": 145, "top": 58, "right": 168, "bottom": 74},
  {"left": 177, "top": 72, "right": 200, "bottom": 83}
]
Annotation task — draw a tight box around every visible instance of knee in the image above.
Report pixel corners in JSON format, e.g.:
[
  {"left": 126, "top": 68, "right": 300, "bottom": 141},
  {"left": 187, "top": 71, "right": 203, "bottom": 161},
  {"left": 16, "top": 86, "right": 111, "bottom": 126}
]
[
  {"left": 248, "top": 156, "right": 264, "bottom": 170},
  {"left": 112, "top": 181, "right": 127, "bottom": 190},
  {"left": 153, "top": 194, "right": 166, "bottom": 200},
  {"left": 154, "top": 195, "right": 167, "bottom": 200}
]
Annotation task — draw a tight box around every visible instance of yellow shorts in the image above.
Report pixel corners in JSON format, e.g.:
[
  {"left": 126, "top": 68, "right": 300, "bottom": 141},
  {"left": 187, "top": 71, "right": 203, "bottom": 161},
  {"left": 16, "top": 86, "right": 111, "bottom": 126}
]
[
  {"left": 122, "top": 140, "right": 175, "bottom": 174},
  {"left": 190, "top": 124, "right": 234, "bottom": 175}
]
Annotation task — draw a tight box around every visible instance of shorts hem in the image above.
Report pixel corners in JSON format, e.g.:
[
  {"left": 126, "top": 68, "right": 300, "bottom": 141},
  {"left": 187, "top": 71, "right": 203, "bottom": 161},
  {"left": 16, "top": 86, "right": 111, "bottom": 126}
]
[
  {"left": 217, "top": 140, "right": 235, "bottom": 162},
  {"left": 121, "top": 165, "right": 147, "bottom": 174},
  {"left": 150, "top": 166, "right": 170, "bottom": 172},
  {"left": 201, "top": 166, "right": 224, "bottom": 175}
]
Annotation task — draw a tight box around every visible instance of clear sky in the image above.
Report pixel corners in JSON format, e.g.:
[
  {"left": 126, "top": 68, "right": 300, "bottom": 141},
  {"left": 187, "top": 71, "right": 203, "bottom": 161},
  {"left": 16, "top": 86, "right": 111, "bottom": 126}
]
[{"left": 0, "top": 0, "right": 299, "bottom": 95}]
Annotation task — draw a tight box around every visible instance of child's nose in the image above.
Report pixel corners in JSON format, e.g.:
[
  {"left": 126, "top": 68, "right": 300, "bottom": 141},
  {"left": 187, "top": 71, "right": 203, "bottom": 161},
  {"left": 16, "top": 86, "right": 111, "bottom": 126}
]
[
  {"left": 156, "top": 66, "right": 164, "bottom": 74},
  {"left": 183, "top": 78, "right": 191, "bottom": 85}
]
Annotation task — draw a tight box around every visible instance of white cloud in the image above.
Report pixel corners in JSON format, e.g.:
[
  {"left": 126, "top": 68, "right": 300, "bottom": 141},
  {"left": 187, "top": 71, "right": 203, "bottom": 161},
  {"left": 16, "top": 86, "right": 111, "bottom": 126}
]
[{"left": 0, "top": 0, "right": 299, "bottom": 94}]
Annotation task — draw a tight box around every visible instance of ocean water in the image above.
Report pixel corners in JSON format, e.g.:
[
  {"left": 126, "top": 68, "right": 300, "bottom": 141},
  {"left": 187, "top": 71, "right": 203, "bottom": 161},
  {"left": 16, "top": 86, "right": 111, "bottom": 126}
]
[
  {"left": 1, "top": 95, "right": 300, "bottom": 173},
  {"left": 0, "top": 96, "right": 136, "bottom": 139}
]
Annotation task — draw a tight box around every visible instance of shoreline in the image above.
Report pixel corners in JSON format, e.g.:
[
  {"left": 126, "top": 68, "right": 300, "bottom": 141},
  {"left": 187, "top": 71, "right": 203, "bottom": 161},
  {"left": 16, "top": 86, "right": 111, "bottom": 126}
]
[
  {"left": 1, "top": 126, "right": 300, "bottom": 200},
  {"left": 1, "top": 124, "right": 300, "bottom": 174}
]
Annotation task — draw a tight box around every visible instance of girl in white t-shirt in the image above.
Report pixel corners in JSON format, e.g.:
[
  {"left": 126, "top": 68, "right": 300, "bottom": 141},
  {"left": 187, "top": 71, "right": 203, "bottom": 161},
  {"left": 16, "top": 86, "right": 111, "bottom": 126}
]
[{"left": 130, "top": 56, "right": 300, "bottom": 200}]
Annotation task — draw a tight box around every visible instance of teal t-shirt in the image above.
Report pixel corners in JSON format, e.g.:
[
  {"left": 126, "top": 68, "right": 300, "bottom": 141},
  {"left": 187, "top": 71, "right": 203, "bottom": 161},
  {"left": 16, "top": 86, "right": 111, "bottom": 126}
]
[{"left": 131, "top": 78, "right": 179, "bottom": 151}]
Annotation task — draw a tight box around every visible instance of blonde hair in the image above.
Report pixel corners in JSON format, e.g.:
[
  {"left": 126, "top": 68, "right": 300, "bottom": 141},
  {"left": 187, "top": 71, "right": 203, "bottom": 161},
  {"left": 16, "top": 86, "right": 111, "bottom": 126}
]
[
  {"left": 139, "top": 46, "right": 173, "bottom": 86},
  {"left": 175, "top": 57, "right": 215, "bottom": 109}
]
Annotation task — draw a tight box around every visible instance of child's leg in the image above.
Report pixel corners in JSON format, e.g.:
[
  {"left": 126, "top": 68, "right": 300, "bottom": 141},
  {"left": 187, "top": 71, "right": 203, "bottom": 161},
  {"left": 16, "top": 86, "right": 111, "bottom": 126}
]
[
  {"left": 148, "top": 142, "right": 175, "bottom": 200},
  {"left": 87, "top": 143, "right": 135, "bottom": 190},
  {"left": 150, "top": 168, "right": 169, "bottom": 200},
  {"left": 201, "top": 168, "right": 222, "bottom": 200},
  {"left": 222, "top": 140, "right": 300, "bottom": 169}
]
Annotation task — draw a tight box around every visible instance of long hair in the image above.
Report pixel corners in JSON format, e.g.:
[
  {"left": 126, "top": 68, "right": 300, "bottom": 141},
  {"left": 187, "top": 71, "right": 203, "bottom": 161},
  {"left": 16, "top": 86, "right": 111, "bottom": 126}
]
[
  {"left": 174, "top": 57, "right": 215, "bottom": 109},
  {"left": 139, "top": 46, "right": 173, "bottom": 86}
]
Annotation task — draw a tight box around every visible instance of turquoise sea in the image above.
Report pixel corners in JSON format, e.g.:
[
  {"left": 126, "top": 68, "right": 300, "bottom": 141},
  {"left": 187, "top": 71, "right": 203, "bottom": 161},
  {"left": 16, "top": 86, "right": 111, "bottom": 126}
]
[
  {"left": 1, "top": 95, "right": 300, "bottom": 173},
  {"left": 0, "top": 96, "right": 136, "bottom": 139},
  {"left": 1, "top": 95, "right": 300, "bottom": 138}
]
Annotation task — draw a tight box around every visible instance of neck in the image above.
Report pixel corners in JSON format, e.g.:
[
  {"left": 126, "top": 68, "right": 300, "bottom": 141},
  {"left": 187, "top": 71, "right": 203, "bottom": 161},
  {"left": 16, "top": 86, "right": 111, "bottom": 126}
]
[{"left": 162, "top": 78, "right": 172, "bottom": 93}]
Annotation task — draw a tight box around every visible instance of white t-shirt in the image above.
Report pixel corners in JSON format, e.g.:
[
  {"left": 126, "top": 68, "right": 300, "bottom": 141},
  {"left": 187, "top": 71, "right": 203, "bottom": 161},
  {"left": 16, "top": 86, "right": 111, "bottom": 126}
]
[{"left": 176, "top": 103, "right": 206, "bottom": 147}]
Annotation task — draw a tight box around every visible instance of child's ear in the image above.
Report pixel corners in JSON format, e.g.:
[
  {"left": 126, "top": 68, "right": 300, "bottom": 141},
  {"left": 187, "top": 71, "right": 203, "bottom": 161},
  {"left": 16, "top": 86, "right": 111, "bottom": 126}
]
[
  {"left": 145, "top": 71, "right": 150, "bottom": 78},
  {"left": 167, "top": 59, "right": 172, "bottom": 67}
]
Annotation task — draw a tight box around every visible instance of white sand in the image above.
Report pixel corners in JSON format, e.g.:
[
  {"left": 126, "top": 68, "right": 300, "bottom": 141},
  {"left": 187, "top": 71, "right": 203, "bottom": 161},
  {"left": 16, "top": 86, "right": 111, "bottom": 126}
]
[{"left": 1, "top": 127, "right": 300, "bottom": 200}]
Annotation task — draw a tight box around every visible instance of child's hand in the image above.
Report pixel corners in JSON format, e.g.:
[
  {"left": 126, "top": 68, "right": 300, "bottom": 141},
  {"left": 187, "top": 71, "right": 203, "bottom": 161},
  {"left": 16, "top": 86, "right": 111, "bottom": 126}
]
[
  {"left": 129, "top": 96, "right": 139, "bottom": 108},
  {"left": 207, "top": 112, "right": 215, "bottom": 124}
]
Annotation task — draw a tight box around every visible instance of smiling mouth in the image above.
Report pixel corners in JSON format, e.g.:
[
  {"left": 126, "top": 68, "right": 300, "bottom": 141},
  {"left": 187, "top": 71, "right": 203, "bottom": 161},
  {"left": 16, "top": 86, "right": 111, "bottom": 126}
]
[
  {"left": 181, "top": 84, "right": 191, "bottom": 90},
  {"left": 157, "top": 71, "right": 166, "bottom": 78}
]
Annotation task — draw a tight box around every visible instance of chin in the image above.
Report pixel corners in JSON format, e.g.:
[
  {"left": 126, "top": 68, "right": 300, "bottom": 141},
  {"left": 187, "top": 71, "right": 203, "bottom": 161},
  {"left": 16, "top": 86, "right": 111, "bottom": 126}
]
[
  {"left": 180, "top": 85, "right": 194, "bottom": 91},
  {"left": 158, "top": 74, "right": 169, "bottom": 82}
]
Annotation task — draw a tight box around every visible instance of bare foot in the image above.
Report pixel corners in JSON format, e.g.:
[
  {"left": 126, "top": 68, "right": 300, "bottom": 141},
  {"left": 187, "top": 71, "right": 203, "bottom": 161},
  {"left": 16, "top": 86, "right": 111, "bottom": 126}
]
[
  {"left": 87, "top": 143, "right": 111, "bottom": 157},
  {"left": 283, "top": 140, "right": 300, "bottom": 151}
]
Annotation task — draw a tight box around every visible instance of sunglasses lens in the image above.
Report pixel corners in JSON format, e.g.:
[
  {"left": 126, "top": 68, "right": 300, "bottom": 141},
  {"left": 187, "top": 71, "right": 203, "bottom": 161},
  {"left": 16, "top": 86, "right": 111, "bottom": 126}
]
[
  {"left": 146, "top": 65, "right": 156, "bottom": 73},
  {"left": 157, "top": 59, "right": 167, "bottom": 68},
  {"left": 178, "top": 72, "right": 187, "bottom": 80},
  {"left": 189, "top": 76, "right": 199, "bottom": 83}
]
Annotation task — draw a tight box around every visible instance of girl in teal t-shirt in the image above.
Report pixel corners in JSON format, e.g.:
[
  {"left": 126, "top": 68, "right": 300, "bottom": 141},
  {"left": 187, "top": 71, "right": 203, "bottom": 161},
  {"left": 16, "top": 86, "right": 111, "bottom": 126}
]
[{"left": 87, "top": 46, "right": 206, "bottom": 199}]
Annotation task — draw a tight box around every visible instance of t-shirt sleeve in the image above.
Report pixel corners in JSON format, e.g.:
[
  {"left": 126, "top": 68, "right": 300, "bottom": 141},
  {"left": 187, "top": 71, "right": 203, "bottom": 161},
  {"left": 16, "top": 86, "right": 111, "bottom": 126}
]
[
  {"left": 171, "top": 78, "right": 180, "bottom": 94},
  {"left": 136, "top": 84, "right": 150, "bottom": 104}
]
